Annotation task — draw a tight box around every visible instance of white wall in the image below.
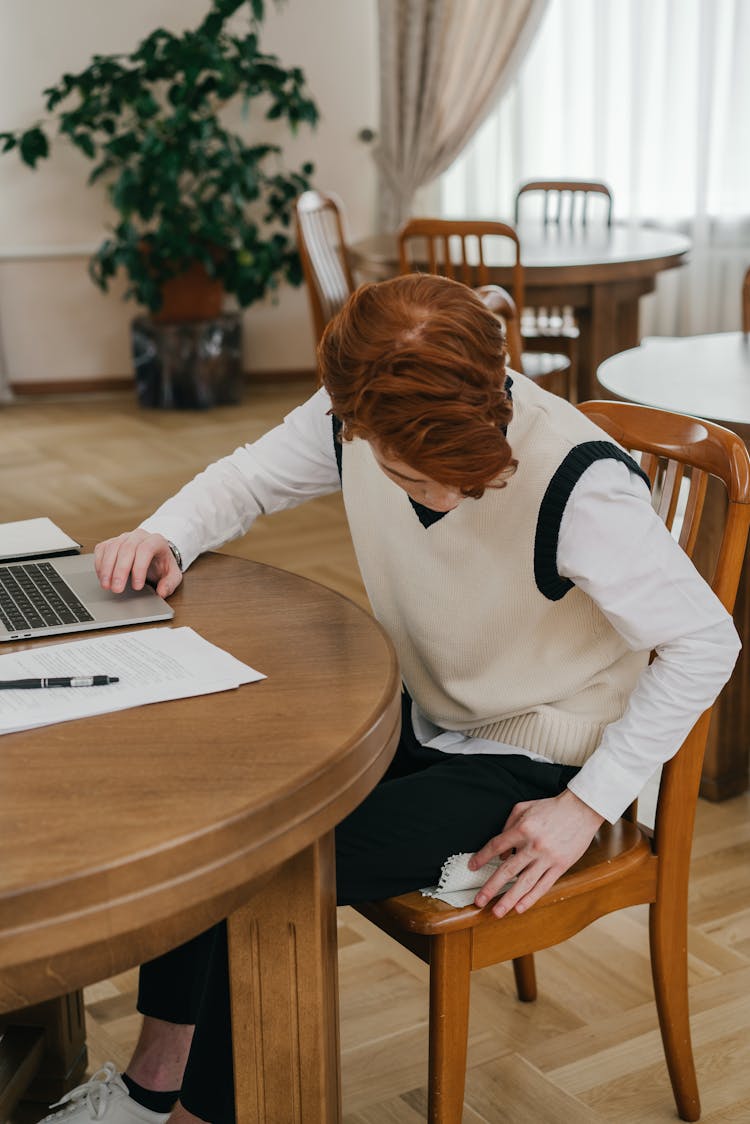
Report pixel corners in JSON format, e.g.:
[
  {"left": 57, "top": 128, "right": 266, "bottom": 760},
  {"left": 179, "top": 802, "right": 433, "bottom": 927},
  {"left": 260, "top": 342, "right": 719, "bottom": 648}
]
[{"left": 0, "top": 0, "right": 379, "bottom": 385}]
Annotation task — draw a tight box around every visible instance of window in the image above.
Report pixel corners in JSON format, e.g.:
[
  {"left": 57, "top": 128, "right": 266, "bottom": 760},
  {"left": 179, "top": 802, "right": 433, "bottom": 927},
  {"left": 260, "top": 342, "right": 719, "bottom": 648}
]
[{"left": 439, "top": 0, "right": 750, "bottom": 334}]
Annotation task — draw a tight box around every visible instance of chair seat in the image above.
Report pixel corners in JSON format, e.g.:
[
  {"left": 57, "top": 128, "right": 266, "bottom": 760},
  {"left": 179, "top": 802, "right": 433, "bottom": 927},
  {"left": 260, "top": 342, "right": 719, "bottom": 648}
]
[
  {"left": 521, "top": 351, "right": 571, "bottom": 379},
  {"left": 521, "top": 315, "right": 580, "bottom": 341},
  {"left": 359, "top": 818, "right": 655, "bottom": 938}
]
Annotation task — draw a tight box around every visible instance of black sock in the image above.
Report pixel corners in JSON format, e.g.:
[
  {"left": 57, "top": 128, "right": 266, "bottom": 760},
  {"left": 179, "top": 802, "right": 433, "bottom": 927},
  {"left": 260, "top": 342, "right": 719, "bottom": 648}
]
[{"left": 122, "top": 1074, "right": 180, "bottom": 1114}]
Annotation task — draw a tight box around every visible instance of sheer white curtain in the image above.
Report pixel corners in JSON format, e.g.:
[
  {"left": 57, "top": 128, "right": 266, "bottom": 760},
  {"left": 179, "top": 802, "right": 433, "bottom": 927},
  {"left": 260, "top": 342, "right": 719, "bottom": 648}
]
[
  {"left": 439, "top": 0, "right": 750, "bottom": 335},
  {"left": 375, "top": 0, "right": 548, "bottom": 230}
]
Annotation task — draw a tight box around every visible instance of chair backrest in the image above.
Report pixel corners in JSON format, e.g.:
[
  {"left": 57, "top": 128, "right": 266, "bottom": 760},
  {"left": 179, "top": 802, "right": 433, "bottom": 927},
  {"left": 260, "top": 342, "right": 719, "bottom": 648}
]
[
  {"left": 295, "top": 190, "right": 356, "bottom": 344},
  {"left": 743, "top": 266, "right": 750, "bottom": 334},
  {"left": 474, "top": 284, "right": 524, "bottom": 373},
  {"left": 578, "top": 400, "right": 750, "bottom": 861},
  {"left": 398, "top": 217, "right": 525, "bottom": 316},
  {"left": 514, "top": 179, "right": 613, "bottom": 227}
]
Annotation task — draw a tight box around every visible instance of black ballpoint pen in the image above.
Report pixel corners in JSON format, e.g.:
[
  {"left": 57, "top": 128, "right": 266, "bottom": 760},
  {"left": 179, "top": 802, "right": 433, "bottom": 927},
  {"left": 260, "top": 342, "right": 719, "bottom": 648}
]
[{"left": 0, "top": 676, "right": 120, "bottom": 689}]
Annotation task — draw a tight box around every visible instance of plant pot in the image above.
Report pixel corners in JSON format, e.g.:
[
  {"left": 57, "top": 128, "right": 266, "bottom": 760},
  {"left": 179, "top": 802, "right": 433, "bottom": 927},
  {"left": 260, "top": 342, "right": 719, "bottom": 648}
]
[
  {"left": 153, "top": 261, "right": 225, "bottom": 322},
  {"left": 131, "top": 313, "right": 243, "bottom": 409}
]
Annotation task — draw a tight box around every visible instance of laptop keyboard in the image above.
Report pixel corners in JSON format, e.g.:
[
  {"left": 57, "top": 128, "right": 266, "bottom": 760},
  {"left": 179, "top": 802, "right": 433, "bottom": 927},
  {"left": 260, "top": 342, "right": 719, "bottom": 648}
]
[{"left": 0, "top": 561, "right": 93, "bottom": 633}]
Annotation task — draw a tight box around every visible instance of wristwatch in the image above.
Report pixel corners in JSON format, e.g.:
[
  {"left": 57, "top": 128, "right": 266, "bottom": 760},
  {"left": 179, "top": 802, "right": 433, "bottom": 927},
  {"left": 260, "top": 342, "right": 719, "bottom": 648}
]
[{"left": 166, "top": 540, "right": 183, "bottom": 571}]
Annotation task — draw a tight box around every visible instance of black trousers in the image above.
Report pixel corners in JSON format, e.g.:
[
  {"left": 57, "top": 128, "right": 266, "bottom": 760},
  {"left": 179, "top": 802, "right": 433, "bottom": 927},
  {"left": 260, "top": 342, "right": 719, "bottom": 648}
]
[{"left": 137, "top": 694, "right": 578, "bottom": 1122}]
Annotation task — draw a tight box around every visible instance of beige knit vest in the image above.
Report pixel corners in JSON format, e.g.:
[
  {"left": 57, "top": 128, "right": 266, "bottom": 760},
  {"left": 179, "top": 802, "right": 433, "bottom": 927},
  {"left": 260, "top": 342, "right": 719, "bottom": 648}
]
[{"left": 339, "top": 374, "right": 650, "bottom": 767}]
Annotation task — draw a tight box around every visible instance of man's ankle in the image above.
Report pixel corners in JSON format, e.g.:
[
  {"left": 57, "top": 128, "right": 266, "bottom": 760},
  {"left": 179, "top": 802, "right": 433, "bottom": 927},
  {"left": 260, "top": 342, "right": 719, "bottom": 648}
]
[{"left": 127, "top": 1017, "right": 194, "bottom": 1093}]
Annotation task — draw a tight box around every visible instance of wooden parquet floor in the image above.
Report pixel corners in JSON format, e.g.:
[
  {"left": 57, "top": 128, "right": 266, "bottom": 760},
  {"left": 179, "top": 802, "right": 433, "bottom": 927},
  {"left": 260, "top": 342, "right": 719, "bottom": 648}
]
[{"left": 3, "top": 384, "right": 750, "bottom": 1123}]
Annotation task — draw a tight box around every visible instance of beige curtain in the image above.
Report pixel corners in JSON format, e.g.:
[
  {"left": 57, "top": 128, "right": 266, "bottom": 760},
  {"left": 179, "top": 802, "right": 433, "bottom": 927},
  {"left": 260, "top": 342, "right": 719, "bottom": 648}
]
[{"left": 374, "top": 0, "right": 548, "bottom": 230}]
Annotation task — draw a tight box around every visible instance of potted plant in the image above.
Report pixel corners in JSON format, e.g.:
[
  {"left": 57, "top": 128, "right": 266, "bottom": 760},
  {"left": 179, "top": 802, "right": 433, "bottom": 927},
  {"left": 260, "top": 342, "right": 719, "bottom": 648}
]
[{"left": 0, "top": 0, "right": 319, "bottom": 407}]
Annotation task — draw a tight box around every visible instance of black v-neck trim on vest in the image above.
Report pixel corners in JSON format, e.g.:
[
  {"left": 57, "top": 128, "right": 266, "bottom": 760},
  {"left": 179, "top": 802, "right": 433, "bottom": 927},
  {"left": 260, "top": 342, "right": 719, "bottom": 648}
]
[{"left": 534, "top": 441, "right": 651, "bottom": 601}]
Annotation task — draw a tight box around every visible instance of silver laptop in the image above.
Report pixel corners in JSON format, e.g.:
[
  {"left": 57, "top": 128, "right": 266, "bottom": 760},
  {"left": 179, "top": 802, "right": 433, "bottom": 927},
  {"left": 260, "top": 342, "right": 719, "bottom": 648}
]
[{"left": 0, "top": 553, "right": 173, "bottom": 642}]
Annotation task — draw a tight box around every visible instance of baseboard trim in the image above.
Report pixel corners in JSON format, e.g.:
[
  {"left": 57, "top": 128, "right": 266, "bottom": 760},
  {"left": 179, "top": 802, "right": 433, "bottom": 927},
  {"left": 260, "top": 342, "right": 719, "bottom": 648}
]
[{"left": 9, "top": 368, "right": 317, "bottom": 396}]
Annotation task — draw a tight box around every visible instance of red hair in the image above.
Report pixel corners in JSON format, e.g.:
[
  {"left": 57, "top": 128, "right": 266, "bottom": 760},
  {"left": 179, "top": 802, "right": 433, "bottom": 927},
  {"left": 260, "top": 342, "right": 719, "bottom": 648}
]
[{"left": 317, "top": 274, "right": 516, "bottom": 498}]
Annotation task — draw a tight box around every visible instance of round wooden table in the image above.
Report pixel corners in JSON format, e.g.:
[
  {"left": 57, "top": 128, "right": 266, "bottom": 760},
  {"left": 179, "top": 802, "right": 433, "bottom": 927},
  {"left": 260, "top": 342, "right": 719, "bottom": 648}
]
[
  {"left": 598, "top": 332, "right": 750, "bottom": 800},
  {"left": 350, "top": 223, "right": 690, "bottom": 401},
  {"left": 0, "top": 553, "right": 401, "bottom": 1122}
]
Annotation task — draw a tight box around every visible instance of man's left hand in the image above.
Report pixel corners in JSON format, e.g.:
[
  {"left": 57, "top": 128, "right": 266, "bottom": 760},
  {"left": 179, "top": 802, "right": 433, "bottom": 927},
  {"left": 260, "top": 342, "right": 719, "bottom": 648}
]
[{"left": 469, "top": 788, "right": 604, "bottom": 918}]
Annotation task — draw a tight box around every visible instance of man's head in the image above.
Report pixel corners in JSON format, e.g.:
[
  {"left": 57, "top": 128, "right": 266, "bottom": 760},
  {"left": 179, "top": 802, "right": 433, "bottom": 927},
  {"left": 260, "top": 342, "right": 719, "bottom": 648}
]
[{"left": 318, "top": 273, "right": 515, "bottom": 500}]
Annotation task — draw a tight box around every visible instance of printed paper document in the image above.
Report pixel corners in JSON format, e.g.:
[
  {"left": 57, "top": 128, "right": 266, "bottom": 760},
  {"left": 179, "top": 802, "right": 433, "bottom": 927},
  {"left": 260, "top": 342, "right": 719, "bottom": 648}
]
[{"left": 0, "top": 626, "right": 265, "bottom": 735}]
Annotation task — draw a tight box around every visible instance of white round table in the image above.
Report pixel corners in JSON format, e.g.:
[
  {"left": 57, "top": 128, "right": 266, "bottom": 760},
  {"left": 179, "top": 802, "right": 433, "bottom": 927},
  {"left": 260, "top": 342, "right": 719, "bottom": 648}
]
[{"left": 598, "top": 332, "right": 750, "bottom": 431}]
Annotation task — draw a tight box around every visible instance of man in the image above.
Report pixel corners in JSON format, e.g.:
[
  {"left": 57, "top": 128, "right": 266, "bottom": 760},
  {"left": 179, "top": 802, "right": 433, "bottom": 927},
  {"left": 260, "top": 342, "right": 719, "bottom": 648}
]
[{"left": 44, "top": 274, "right": 739, "bottom": 1124}]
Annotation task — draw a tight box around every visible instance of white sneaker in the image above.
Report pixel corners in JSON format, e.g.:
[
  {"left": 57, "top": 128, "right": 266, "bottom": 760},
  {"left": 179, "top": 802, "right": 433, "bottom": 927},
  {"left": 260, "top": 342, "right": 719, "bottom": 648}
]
[{"left": 40, "top": 1064, "right": 170, "bottom": 1124}]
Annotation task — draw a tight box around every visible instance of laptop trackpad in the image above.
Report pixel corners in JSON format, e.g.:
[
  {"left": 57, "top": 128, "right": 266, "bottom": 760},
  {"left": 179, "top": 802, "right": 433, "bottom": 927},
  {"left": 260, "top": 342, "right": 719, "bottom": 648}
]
[{"left": 54, "top": 553, "right": 173, "bottom": 621}]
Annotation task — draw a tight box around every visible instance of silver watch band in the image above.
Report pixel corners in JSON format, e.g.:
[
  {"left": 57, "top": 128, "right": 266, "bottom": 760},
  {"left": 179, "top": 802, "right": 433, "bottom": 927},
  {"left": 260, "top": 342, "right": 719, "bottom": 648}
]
[{"left": 166, "top": 540, "right": 183, "bottom": 571}]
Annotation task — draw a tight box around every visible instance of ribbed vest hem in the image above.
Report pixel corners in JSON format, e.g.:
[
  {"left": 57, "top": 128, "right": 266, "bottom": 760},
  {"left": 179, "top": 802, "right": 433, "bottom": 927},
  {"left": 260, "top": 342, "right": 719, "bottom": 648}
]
[{"left": 464, "top": 709, "right": 609, "bottom": 766}]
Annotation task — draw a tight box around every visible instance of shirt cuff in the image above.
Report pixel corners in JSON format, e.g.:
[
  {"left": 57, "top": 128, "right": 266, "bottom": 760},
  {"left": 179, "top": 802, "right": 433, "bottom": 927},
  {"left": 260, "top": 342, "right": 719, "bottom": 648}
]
[{"left": 566, "top": 749, "right": 651, "bottom": 824}]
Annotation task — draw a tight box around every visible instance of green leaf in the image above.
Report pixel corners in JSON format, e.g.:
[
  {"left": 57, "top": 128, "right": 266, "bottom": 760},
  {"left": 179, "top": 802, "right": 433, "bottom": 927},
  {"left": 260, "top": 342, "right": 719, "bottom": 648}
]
[
  {"left": 73, "top": 132, "right": 97, "bottom": 159},
  {"left": 19, "top": 127, "right": 49, "bottom": 168}
]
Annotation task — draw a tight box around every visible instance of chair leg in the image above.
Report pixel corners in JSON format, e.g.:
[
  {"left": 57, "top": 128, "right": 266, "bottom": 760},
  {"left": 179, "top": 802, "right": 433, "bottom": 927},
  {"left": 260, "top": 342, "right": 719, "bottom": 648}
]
[
  {"left": 566, "top": 335, "right": 579, "bottom": 403},
  {"left": 649, "top": 895, "right": 700, "bottom": 1121},
  {"left": 512, "top": 954, "right": 537, "bottom": 1002},
  {"left": 428, "top": 930, "right": 472, "bottom": 1124}
]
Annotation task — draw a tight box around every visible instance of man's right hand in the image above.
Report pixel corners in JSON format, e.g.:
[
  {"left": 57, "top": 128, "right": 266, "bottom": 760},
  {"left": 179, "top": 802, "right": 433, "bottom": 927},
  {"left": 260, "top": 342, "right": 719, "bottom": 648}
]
[{"left": 94, "top": 530, "right": 183, "bottom": 598}]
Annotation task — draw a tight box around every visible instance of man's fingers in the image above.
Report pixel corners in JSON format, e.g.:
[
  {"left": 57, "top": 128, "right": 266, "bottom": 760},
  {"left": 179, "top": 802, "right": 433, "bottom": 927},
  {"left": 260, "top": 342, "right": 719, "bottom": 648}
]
[
  {"left": 96, "top": 537, "right": 130, "bottom": 590},
  {"left": 473, "top": 864, "right": 515, "bottom": 908},
  {"left": 154, "top": 560, "right": 182, "bottom": 598},
  {"left": 494, "top": 866, "right": 561, "bottom": 918},
  {"left": 110, "top": 541, "right": 140, "bottom": 593},
  {"left": 155, "top": 575, "right": 179, "bottom": 598},
  {"left": 512, "top": 868, "right": 561, "bottom": 915},
  {"left": 130, "top": 538, "right": 164, "bottom": 591},
  {"left": 469, "top": 826, "right": 521, "bottom": 870}
]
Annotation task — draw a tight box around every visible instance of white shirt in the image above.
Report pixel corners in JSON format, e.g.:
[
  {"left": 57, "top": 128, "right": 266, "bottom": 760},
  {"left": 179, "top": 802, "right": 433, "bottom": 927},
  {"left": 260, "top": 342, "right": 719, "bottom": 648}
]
[{"left": 141, "top": 386, "right": 740, "bottom": 824}]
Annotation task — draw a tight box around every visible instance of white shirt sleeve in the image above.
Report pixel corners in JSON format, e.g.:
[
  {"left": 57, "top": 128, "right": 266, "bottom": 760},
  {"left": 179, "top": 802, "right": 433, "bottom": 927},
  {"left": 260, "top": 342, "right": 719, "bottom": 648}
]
[
  {"left": 559, "top": 458, "right": 741, "bottom": 823},
  {"left": 139, "top": 386, "right": 341, "bottom": 569}
]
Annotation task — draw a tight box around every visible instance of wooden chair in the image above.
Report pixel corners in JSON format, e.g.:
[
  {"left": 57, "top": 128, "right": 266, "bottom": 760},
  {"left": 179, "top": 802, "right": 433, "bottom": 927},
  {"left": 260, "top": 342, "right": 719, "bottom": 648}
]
[
  {"left": 295, "top": 190, "right": 356, "bottom": 345},
  {"left": 513, "top": 179, "right": 614, "bottom": 228},
  {"left": 743, "top": 266, "right": 750, "bottom": 334},
  {"left": 356, "top": 400, "right": 750, "bottom": 1124},
  {"left": 474, "top": 284, "right": 569, "bottom": 398},
  {"left": 398, "top": 218, "right": 572, "bottom": 398},
  {"left": 513, "top": 180, "right": 614, "bottom": 397}
]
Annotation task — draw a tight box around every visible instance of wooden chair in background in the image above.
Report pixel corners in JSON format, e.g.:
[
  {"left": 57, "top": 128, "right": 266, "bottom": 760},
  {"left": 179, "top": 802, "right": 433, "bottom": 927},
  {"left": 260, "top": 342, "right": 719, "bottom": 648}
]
[
  {"left": 473, "top": 284, "right": 523, "bottom": 372},
  {"left": 398, "top": 218, "right": 572, "bottom": 397},
  {"left": 514, "top": 179, "right": 614, "bottom": 228},
  {"left": 742, "top": 266, "right": 750, "bottom": 333},
  {"left": 295, "top": 190, "right": 356, "bottom": 346},
  {"left": 356, "top": 401, "right": 750, "bottom": 1124},
  {"left": 513, "top": 180, "right": 615, "bottom": 398}
]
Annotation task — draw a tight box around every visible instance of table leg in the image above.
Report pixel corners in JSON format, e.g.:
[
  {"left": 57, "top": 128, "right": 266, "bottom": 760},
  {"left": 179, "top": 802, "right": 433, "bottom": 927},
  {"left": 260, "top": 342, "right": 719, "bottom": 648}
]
[
  {"left": 227, "top": 835, "right": 341, "bottom": 1124},
  {"left": 615, "top": 298, "right": 641, "bottom": 354},
  {"left": 0, "top": 992, "right": 87, "bottom": 1111},
  {"left": 580, "top": 284, "right": 647, "bottom": 402},
  {"left": 578, "top": 286, "right": 617, "bottom": 401}
]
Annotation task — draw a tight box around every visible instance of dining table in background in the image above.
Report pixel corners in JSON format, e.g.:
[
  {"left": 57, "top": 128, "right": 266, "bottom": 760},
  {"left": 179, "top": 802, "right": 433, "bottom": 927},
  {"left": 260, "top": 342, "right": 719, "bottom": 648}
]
[
  {"left": 598, "top": 332, "right": 750, "bottom": 801},
  {"left": 0, "top": 552, "right": 401, "bottom": 1123},
  {"left": 350, "top": 223, "right": 691, "bottom": 402}
]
